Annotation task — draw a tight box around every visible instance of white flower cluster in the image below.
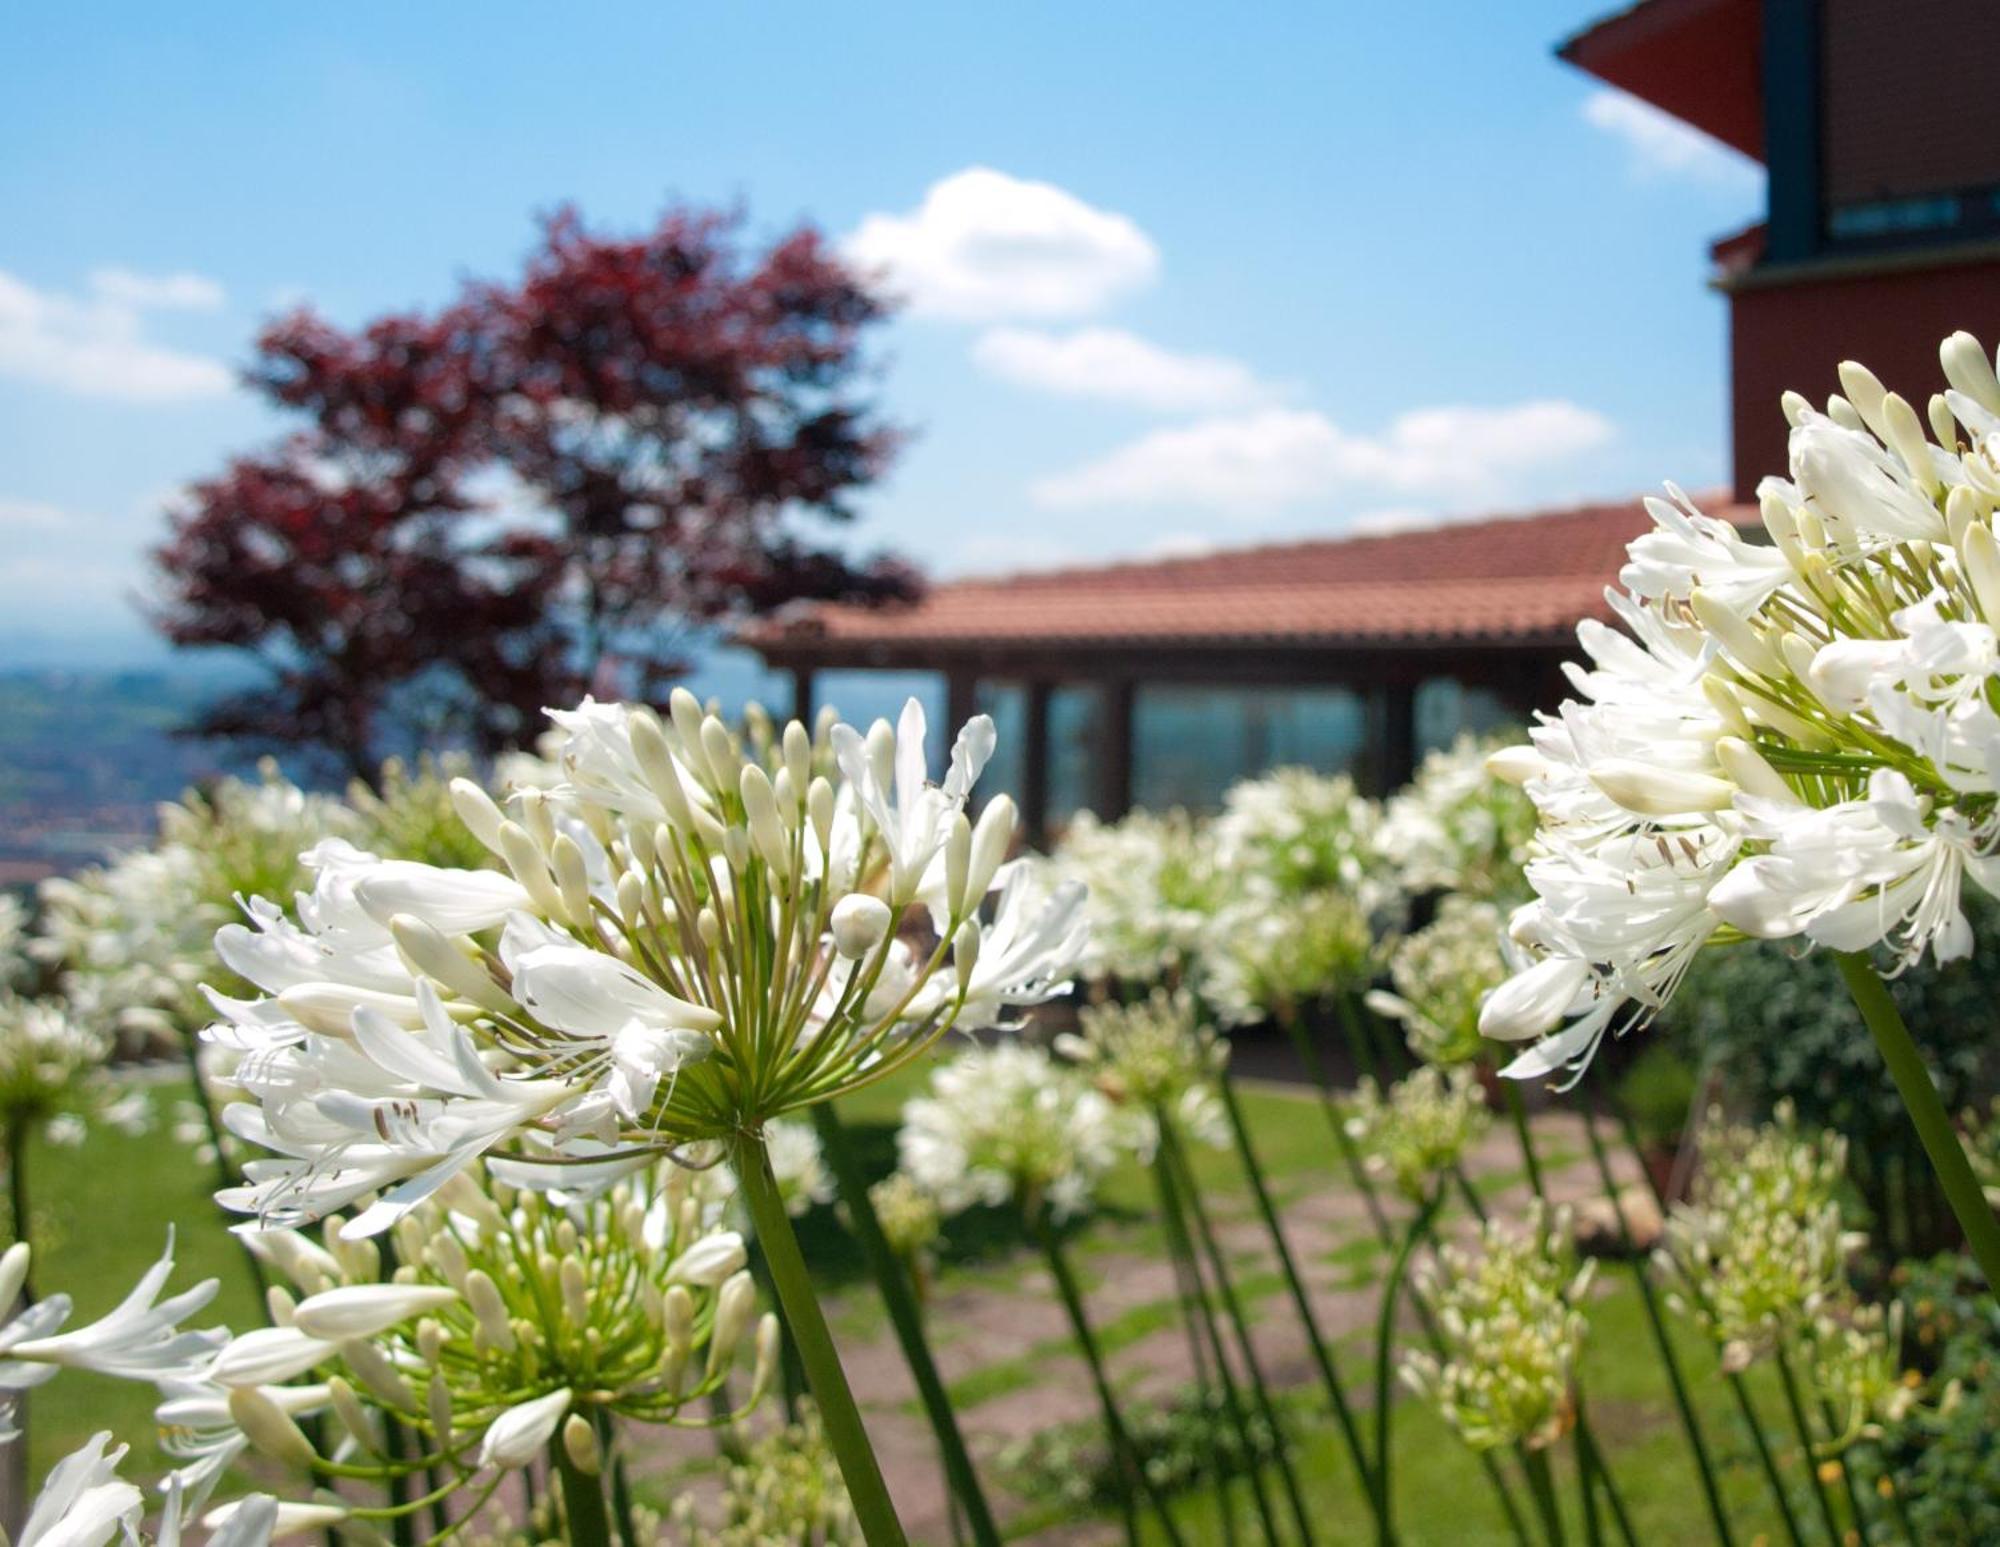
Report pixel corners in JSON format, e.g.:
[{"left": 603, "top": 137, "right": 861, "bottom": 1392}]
[
  {"left": 1213, "top": 767, "right": 1398, "bottom": 917},
  {"left": 1343, "top": 1064, "right": 1491, "bottom": 1202},
  {"left": 1485, "top": 330, "right": 2000, "bottom": 1083},
  {"left": 190, "top": 1158, "right": 775, "bottom": 1528},
  {"left": 1056, "top": 988, "right": 1229, "bottom": 1157},
  {"left": 674, "top": 1402, "right": 858, "bottom": 1546},
  {"left": 202, "top": 694, "right": 1086, "bottom": 1236},
  {"left": 897, "top": 1042, "right": 1125, "bottom": 1222},
  {"left": 1657, "top": 1104, "right": 1861, "bottom": 1370},
  {"left": 1366, "top": 897, "right": 1507, "bottom": 1069},
  {"left": 1402, "top": 1204, "right": 1594, "bottom": 1454},
  {"left": 1378, "top": 735, "right": 1538, "bottom": 901},
  {"left": 1048, "top": 809, "right": 1232, "bottom": 984},
  {"left": 0, "top": 992, "right": 148, "bottom": 1149}
]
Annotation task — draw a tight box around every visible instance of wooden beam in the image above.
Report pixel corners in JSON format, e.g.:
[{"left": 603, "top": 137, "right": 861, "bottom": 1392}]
[
  {"left": 1094, "top": 679, "right": 1135, "bottom": 819},
  {"left": 1021, "top": 680, "right": 1052, "bottom": 848},
  {"left": 790, "top": 665, "right": 816, "bottom": 727}
]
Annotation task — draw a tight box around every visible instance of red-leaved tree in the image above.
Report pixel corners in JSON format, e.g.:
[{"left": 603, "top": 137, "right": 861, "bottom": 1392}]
[{"left": 153, "top": 204, "right": 916, "bottom": 773}]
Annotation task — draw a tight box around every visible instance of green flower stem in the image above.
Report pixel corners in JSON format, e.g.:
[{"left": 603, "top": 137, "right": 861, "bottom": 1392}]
[
  {"left": 1372, "top": 1186, "right": 1441, "bottom": 1547},
  {"left": 810, "top": 1103, "right": 1003, "bottom": 1547},
  {"left": 1574, "top": 1420, "right": 1603, "bottom": 1547},
  {"left": 1218, "top": 1072, "right": 1378, "bottom": 1516},
  {"left": 732, "top": 1130, "right": 908, "bottom": 1547},
  {"left": 1521, "top": 1447, "right": 1568, "bottom": 1547},
  {"left": 1574, "top": 1412, "right": 1637, "bottom": 1547},
  {"left": 1029, "top": 1202, "right": 1188, "bottom": 1547},
  {"left": 602, "top": 1415, "right": 639, "bottom": 1547},
  {"left": 1333, "top": 992, "right": 1387, "bottom": 1084},
  {"left": 1818, "top": 1408, "right": 1873, "bottom": 1547},
  {"left": 1297, "top": 1069, "right": 1532, "bottom": 1544},
  {"left": 743, "top": 1234, "right": 807, "bottom": 1414},
  {"left": 1153, "top": 1145, "right": 1282, "bottom": 1547},
  {"left": 1576, "top": 1082, "right": 1734, "bottom": 1547},
  {"left": 1279, "top": 1013, "right": 1392, "bottom": 1238},
  {"left": 1502, "top": 1081, "right": 1546, "bottom": 1201},
  {"left": 552, "top": 1433, "right": 614, "bottom": 1547},
  {"left": 1771, "top": 1337, "right": 1844, "bottom": 1547},
  {"left": 1159, "top": 1122, "right": 1318, "bottom": 1546},
  {"left": 1834, "top": 952, "right": 2000, "bottom": 1290}
]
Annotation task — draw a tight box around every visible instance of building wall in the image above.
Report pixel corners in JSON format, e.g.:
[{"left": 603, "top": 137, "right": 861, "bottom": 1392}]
[
  {"left": 1821, "top": 0, "right": 1998, "bottom": 209},
  {"left": 1728, "top": 251, "right": 2000, "bottom": 496}
]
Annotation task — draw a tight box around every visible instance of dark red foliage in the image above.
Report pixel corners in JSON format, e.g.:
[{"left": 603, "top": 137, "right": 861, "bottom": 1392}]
[{"left": 152, "top": 204, "right": 915, "bottom": 769}]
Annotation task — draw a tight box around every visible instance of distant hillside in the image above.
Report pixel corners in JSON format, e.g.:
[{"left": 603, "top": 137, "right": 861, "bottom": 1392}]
[{"left": 0, "top": 648, "right": 933, "bottom": 881}]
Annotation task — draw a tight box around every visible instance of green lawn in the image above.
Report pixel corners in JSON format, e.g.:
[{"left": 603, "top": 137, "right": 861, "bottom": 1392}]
[{"left": 10, "top": 1065, "right": 1839, "bottom": 1544}]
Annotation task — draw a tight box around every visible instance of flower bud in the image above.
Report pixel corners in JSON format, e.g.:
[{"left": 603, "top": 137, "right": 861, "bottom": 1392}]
[
  {"left": 1691, "top": 588, "right": 1784, "bottom": 679},
  {"left": 1836, "top": 360, "right": 1888, "bottom": 438},
  {"left": 1484, "top": 745, "right": 1546, "bottom": 786},
  {"left": 739, "top": 765, "right": 791, "bottom": 877},
  {"left": 339, "top": 1338, "right": 417, "bottom": 1411},
  {"left": 1588, "top": 759, "right": 1737, "bottom": 817},
  {"left": 963, "top": 795, "right": 1016, "bottom": 911},
  {"left": 1714, "top": 739, "right": 1793, "bottom": 803},
  {"left": 783, "top": 720, "right": 813, "bottom": 799},
  {"left": 449, "top": 777, "right": 506, "bottom": 854},
  {"left": 229, "top": 1385, "right": 319, "bottom": 1472},
  {"left": 479, "top": 1388, "right": 572, "bottom": 1470},
  {"left": 708, "top": 1271, "right": 757, "bottom": 1375},
  {"left": 808, "top": 777, "right": 835, "bottom": 853},
  {"left": 1941, "top": 330, "right": 2000, "bottom": 415},
  {"left": 292, "top": 1284, "right": 459, "bottom": 1343},
  {"left": 700, "top": 718, "right": 740, "bottom": 795},
  {"left": 464, "top": 1270, "right": 517, "bottom": 1354},
  {"left": 748, "top": 1313, "right": 782, "bottom": 1406},
  {"left": 428, "top": 1373, "right": 454, "bottom": 1443},
  {"left": 390, "top": 915, "right": 513, "bottom": 1013},
  {"left": 497, "top": 822, "right": 565, "bottom": 919},
  {"left": 328, "top": 1377, "right": 379, "bottom": 1455},
  {"left": 954, "top": 920, "right": 981, "bottom": 995},
  {"left": 550, "top": 834, "right": 594, "bottom": 930},
  {"left": 1962, "top": 518, "right": 2000, "bottom": 623},
  {"left": 560, "top": 1255, "right": 589, "bottom": 1326},
  {"left": 830, "top": 894, "right": 892, "bottom": 959},
  {"left": 562, "top": 1413, "right": 602, "bottom": 1477},
  {"left": 944, "top": 812, "right": 972, "bottom": 920},
  {"left": 667, "top": 1231, "right": 747, "bottom": 1288},
  {"left": 265, "top": 1286, "right": 297, "bottom": 1329}
]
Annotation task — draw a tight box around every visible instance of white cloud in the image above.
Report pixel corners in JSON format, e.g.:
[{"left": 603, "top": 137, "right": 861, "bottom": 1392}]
[
  {"left": 973, "top": 326, "right": 1275, "bottom": 412},
  {"left": 845, "top": 168, "right": 1159, "bottom": 320},
  {"left": 1029, "top": 401, "right": 1613, "bottom": 514},
  {"left": 87, "top": 268, "right": 225, "bottom": 311},
  {"left": 1581, "top": 90, "right": 1761, "bottom": 186},
  {"left": 0, "top": 497, "right": 68, "bottom": 531},
  {"left": 0, "top": 267, "right": 233, "bottom": 402}
]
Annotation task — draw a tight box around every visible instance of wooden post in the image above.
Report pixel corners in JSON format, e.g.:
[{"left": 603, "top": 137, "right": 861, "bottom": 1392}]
[
  {"left": 1369, "top": 682, "right": 1417, "bottom": 795},
  {"left": 790, "top": 665, "right": 816, "bottom": 727},
  {"left": 1022, "top": 680, "right": 1052, "bottom": 848},
  {"left": 1094, "top": 679, "right": 1135, "bottom": 819}
]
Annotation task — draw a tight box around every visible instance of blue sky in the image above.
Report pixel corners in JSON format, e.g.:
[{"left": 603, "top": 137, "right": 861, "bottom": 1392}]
[{"left": 0, "top": 0, "right": 1764, "bottom": 669}]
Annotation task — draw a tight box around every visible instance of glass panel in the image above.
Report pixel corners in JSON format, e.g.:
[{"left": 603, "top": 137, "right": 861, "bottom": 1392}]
[
  {"left": 1131, "top": 685, "right": 1365, "bottom": 812},
  {"left": 973, "top": 682, "right": 1024, "bottom": 811},
  {"left": 1046, "top": 685, "right": 1100, "bottom": 829},
  {"left": 1414, "top": 677, "right": 1513, "bottom": 757}
]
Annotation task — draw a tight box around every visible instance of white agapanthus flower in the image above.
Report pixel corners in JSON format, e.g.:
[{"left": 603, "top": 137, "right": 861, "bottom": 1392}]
[
  {"left": 1366, "top": 897, "right": 1508, "bottom": 1069},
  {"left": 0, "top": 1234, "right": 225, "bottom": 1437},
  {"left": 0, "top": 993, "right": 149, "bottom": 1149},
  {"left": 1214, "top": 767, "right": 1401, "bottom": 920},
  {"left": 1376, "top": 735, "right": 1537, "bottom": 901},
  {"left": 1484, "top": 331, "right": 2000, "bottom": 1083},
  {"left": 1049, "top": 809, "right": 1236, "bottom": 985},
  {"left": 898, "top": 1042, "right": 1124, "bottom": 1222},
  {"left": 204, "top": 693, "right": 1085, "bottom": 1239},
  {"left": 1055, "top": 988, "right": 1229, "bottom": 1158},
  {"left": 9, "top": 1431, "right": 143, "bottom": 1547}
]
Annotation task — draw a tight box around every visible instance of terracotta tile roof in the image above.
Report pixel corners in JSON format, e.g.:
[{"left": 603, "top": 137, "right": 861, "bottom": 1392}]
[{"left": 743, "top": 496, "right": 1749, "bottom": 658}]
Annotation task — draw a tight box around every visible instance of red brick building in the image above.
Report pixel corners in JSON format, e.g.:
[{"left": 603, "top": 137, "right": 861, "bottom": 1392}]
[{"left": 744, "top": 0, "right": 2000, "bottom": 841}]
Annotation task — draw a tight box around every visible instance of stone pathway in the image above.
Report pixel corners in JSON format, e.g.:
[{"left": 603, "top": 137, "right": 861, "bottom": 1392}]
[{"left": 639, "top": 1092, "right": 1653, "bottom": 1544}]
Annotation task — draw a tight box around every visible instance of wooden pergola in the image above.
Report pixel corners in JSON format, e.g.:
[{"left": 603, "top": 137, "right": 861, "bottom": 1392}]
[{"left": 742, "top": 498, "right": 1745, "bottom": 843}]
